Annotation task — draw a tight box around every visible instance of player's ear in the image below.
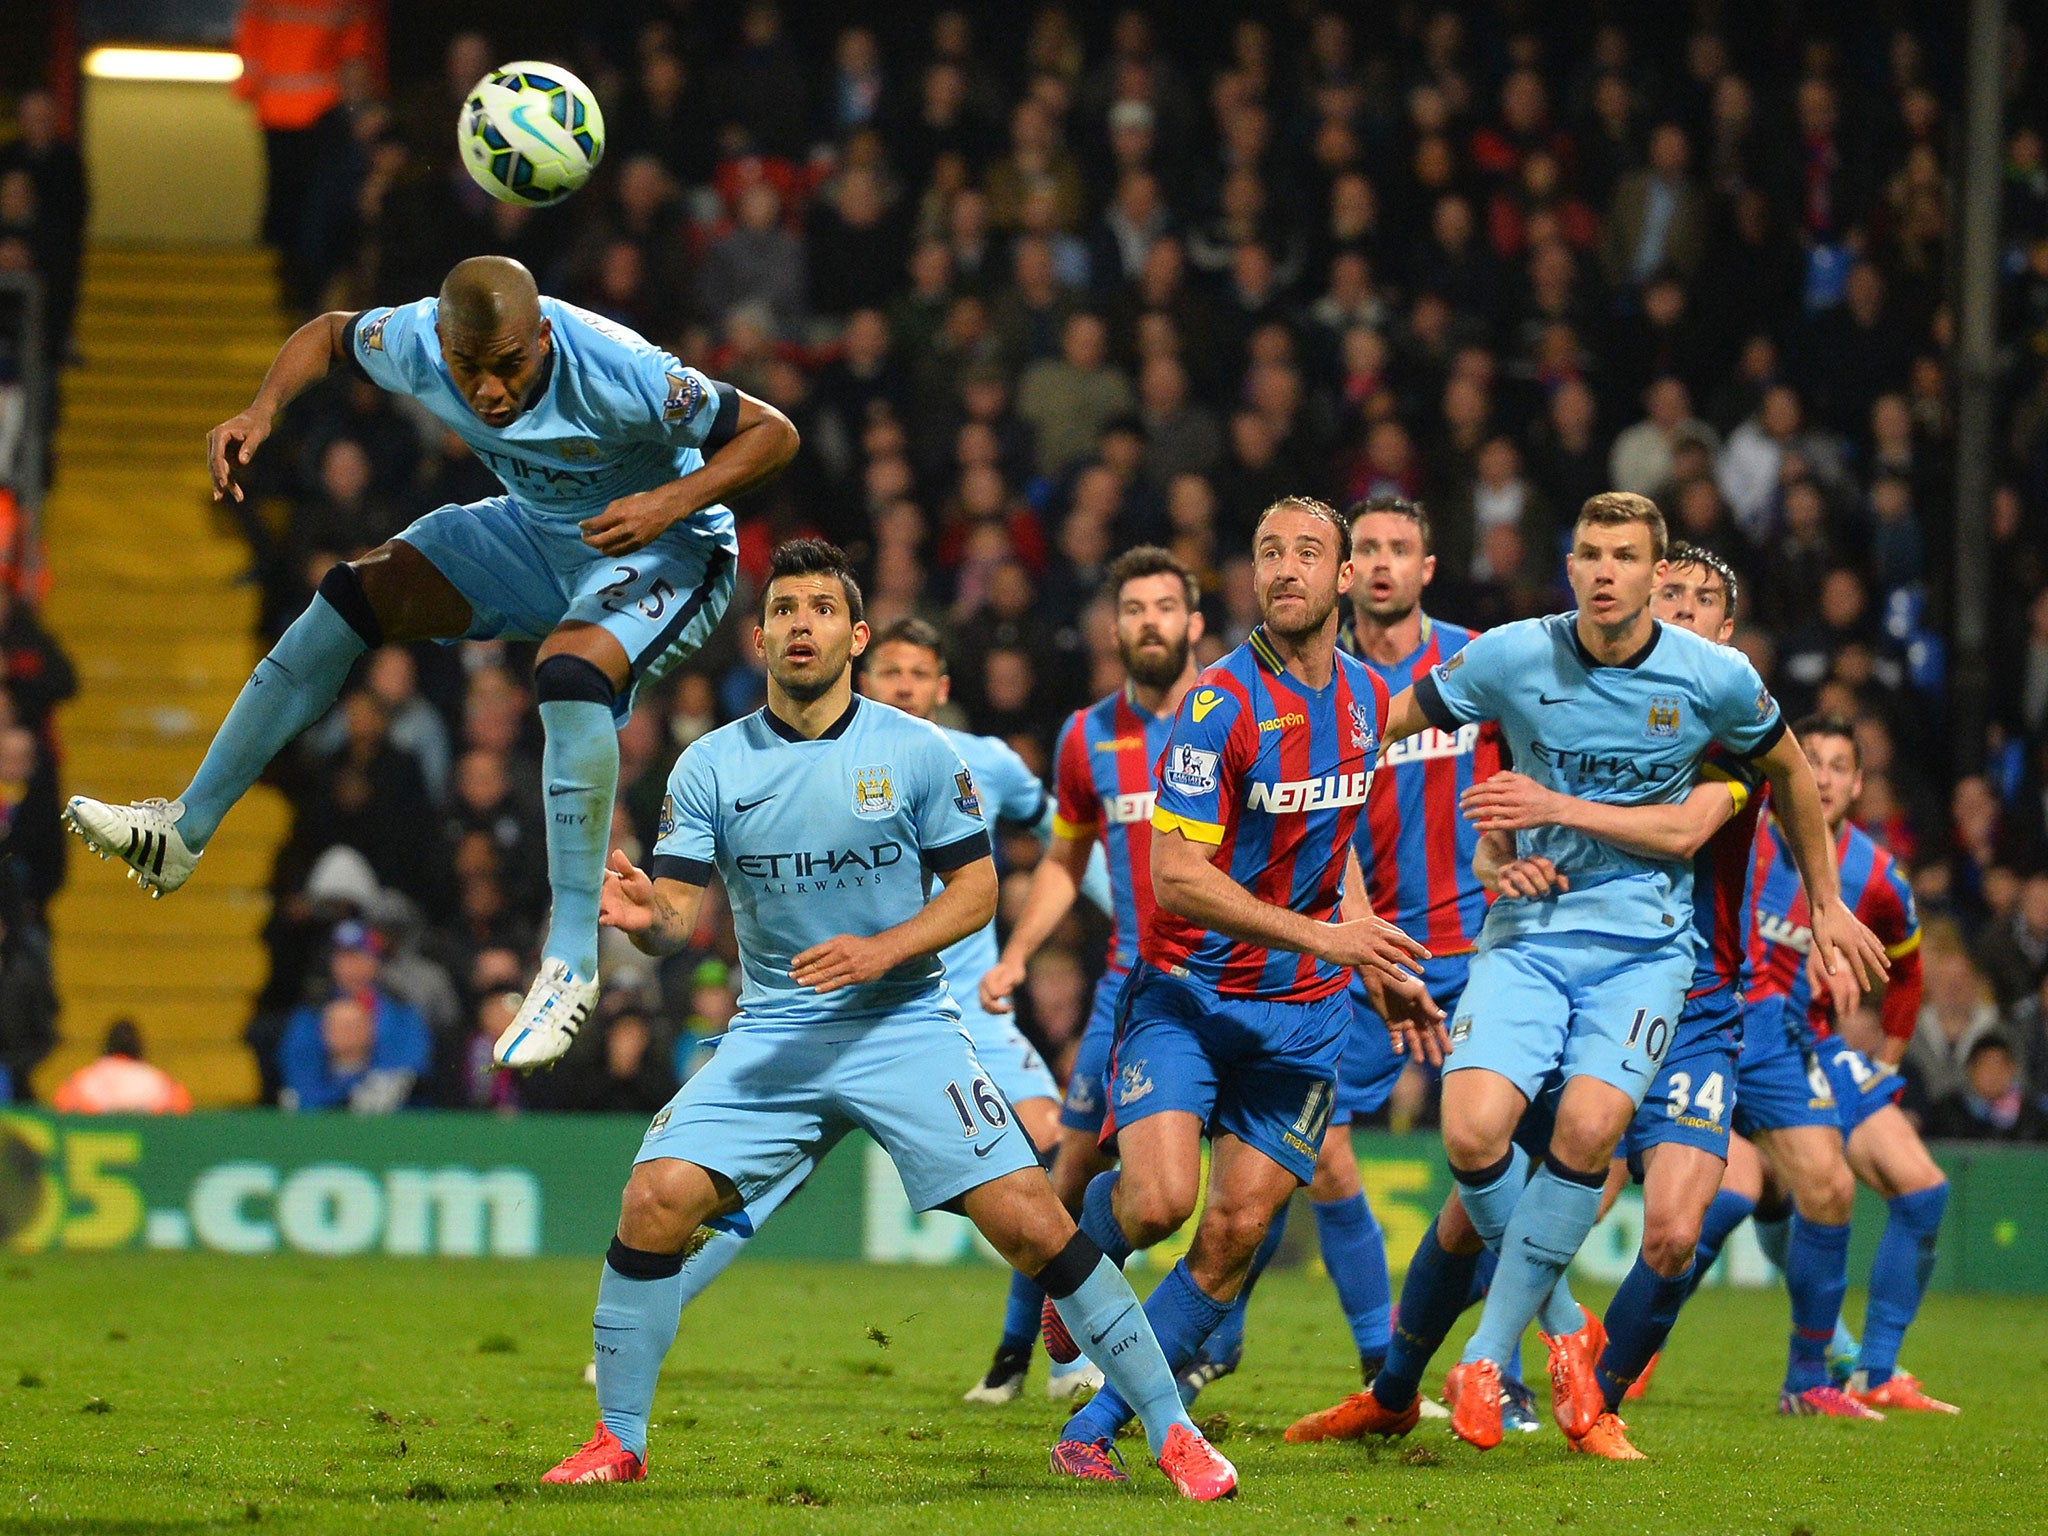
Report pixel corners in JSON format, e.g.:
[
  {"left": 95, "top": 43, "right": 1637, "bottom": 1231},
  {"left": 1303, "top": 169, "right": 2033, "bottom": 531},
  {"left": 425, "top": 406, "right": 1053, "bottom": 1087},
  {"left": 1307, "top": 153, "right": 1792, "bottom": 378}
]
[
  {"left": 936, "top": 671, "right": 951, "bottom": 707},
  {"left": 751, "top": 622, "right": 766, "bottom": 659},
  {"left": 536, "top": 316, "right": 553, "bottom": 353},
  {"left": 1187, "top": 606, "right": 1206, "bottom": 646},
  {"left": 848, "top": 620, "right": 871, "bottom": 658},
  {"left": 1421, "top": 552, "right": 1436, "bottom": 587}
]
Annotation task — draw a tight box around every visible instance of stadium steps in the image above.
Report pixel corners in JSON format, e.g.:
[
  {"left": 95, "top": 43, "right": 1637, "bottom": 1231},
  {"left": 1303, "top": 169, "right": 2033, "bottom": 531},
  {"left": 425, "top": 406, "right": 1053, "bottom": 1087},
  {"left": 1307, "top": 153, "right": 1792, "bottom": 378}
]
[{"left": 35, "top": 244, "right": 296, "bottom": 1107}]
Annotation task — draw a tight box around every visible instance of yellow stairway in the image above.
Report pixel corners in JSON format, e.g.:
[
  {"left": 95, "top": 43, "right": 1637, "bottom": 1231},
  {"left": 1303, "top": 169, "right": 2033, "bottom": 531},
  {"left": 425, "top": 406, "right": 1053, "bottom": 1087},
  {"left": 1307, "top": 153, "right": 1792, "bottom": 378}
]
[{"left": 35, "top": 245, "right": 293, "bottom": 1105}]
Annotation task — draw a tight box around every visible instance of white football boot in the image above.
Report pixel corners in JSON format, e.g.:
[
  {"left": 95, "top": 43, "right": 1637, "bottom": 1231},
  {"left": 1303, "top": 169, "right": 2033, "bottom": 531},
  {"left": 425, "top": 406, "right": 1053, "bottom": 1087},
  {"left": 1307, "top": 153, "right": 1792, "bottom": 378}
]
[
  {"left": 494, "top": 957, "right": 599, "bottom": 1069},
  {"left": 63, "top": 796, "right": 200, "bottom": 897},
  {"left": 1047, "top": 1358, "right": 1105, "bottom": 1401}
]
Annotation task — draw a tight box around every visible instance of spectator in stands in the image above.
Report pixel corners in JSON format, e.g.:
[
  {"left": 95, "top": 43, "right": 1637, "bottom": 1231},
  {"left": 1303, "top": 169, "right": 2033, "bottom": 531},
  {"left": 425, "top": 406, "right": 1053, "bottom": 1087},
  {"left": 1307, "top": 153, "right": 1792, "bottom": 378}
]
[
  {"left": 0, "top": 723, "right": 60, "bottom": 916},
  {"left": 0, "top": 895, "right": 54, "bottom": 1101},
  {"left": 0, "top": 583, "right": 76, "bottom": 737},
  {"left": 552, "top": 991, "right": 676, "bottom": 1114},
  {"left": 1977, "top": 872, "right": 2048, "bottom": 1013},
  {"left": 1016, "top": 311, "right": 1132, "bottom": 477},
  {"left": 1908, "top": 924, "right": 2004, "bottom": 1108},
  {"left": 276, "top": 921, "right": 431, "bottom": 1111},
  {"left": 1609, "top": 377, "right": 1712, "bottom": 497},
  {"left": 1928, "top": 1036, "right": 2048, "bottom": 1141},
  {"left": 50, "top": 1020, "right": 193, "bottom": 1114}
]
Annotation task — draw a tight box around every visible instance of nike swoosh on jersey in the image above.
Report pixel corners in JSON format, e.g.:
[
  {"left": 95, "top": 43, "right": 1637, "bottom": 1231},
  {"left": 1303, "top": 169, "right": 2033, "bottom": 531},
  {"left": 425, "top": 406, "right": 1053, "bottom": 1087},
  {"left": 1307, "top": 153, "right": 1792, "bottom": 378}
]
[
  {"left": 734, "top": 796, "right": 776, "bottom": 812},
  {"left": 1538, "top": 693, "right": 1570, "bottom": 705},
  {"left": 1190, "top": 690, "right": 1223, "bottom": 722}
]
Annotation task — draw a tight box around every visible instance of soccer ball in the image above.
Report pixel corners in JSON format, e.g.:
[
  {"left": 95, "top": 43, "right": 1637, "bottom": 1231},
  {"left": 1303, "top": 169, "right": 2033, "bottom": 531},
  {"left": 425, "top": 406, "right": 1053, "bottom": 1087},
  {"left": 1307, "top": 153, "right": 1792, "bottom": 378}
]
[{"left": 459, "top": 60, "right": 605, "bottom": 206}]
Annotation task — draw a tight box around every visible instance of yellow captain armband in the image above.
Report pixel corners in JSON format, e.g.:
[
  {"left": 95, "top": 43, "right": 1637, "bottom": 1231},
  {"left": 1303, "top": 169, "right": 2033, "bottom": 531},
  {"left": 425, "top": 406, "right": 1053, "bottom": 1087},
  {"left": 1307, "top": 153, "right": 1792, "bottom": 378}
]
[
  {"left": 1150, "top": 808, "right": 1225, "bottom": 846},
  {"left": 1886, "top": 929, "right": 1922, "bottom": 959}
]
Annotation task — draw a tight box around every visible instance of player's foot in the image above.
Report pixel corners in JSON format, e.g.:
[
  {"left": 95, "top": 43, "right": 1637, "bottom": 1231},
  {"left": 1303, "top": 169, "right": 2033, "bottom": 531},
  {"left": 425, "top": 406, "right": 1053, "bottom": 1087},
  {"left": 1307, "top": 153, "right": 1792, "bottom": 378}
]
[
  {"left": 63, "top": 796, "right": 199, "bottom": 897},
  {"left": 1155, "top": 1422, "right": 1237, "bottom": 1501},
  {"left": 1542, "top": 1304, "right": 1607, "bottom": 1440},
  {"left": 964, "top": 1343, "right": 1032, "bottom": 1405},
  {"left": 1568, "top": 1411, "right": 1646, "bottom": 1461},
  {"left": 1176, "top": 1342, "right": 1242, "bottom": 1406},
  {"left": 1779, "top": 1385, "right": 1884, "bottom": 1420},
  {"left": 1040, "top": 1295, "right": 1080, "bottom": 1364},
  {"left": 1849, "top": 1373, "right": 1959, "bottom": 1415},
  {"left": 581, "top": 1359, "right": 596, "bottom": 1387},
  {"left": 541, "top": 1421, "right": 645, "bottom": 1484},
  {"left": 1049, "top": 1438, "right": 1127, "bottom": 1484},
  {"left": 494, "top": 958, "right": 599, "bottom": 1070},
  {"left": 1623, "top": 1350, "right": 1661, "bottom": 1401},
  {"left": 1417, "top": 1395, "right": 1451, "bottom": 1420},
  {"left": 1502, "top": 1376, "right": 1542, "bottom": 1434},
  {"left": 1046, "top": 1359, "right": 1103, "bottom": 1400},
  {"left": 1443, "top": 1359, "right": 1504, "bottom": 1450},
  {"left": 1283, "top": 1389, "right": 1420, "bottom": 1444}
]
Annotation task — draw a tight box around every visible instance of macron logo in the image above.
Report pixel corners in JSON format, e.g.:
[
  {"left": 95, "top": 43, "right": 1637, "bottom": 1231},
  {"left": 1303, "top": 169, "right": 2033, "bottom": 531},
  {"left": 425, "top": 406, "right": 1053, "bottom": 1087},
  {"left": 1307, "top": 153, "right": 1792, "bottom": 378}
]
[{"left": 1245, "top": 771, "right": 1372, "bottom": 815}]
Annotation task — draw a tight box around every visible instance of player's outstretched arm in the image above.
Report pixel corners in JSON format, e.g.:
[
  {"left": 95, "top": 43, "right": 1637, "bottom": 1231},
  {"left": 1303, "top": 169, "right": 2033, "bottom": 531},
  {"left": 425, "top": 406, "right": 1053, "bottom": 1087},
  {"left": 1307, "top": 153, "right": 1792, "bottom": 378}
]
[
  {"left": 1379, "top": 684, "right": 1434, "bottom": 748},
  {"left": 1756, "top": 730, "right": 1890, "bottom": 990},
  {"left": 581, "top": 391, "right": 800, "bottom": 556},
  {"left": 1153, "top": 824, "right": 1428, "bottom": 977},
  {"left": 600, "top": 848, "right": 708, "bottom": 956},
  {"left": 208, "top": 310, "right": 358, "bottom": 502},
  {"left": 981, "top": 831, "right": 1092, "bottom": 1013},
  {"left": 1472, "top": 828, "right": 1568, "bottom": 901},
  {"left": 792, "top": 855, "right": 999, "bottom": 995},
  {"left": 1460, "top": 771, "right": 1739, "bottom": 860}
]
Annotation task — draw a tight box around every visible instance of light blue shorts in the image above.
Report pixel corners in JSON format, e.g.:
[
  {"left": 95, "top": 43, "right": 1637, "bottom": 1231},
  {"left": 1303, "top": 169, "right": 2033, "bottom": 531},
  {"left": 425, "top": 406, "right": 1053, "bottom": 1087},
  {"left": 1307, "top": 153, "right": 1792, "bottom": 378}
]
[
  {"left": 397, "top": 495, "right": 736, "bottom": 725},
  {"left": 954, "top": 995, "right": 1061, "bottom": 1110},
  {"left": 1444, "top": 927, "right": 1695, "bottom": 1106},
  {"left": 636, "top": 1006, "right": 1042, "bottom": 1213},
  {"left": 1622, "top": 984, "right": 1741, "bottom": 1173},
  {"left": 1059, "top": 966, "right": 1127, "bottom": 1134}
]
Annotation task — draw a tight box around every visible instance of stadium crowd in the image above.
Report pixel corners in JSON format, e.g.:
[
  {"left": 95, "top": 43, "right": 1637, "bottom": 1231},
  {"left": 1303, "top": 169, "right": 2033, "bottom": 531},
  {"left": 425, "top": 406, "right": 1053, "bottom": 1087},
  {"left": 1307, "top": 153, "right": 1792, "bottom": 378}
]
[{"left": 4, "top": 5, "right": 2048, "bottom": 1134}]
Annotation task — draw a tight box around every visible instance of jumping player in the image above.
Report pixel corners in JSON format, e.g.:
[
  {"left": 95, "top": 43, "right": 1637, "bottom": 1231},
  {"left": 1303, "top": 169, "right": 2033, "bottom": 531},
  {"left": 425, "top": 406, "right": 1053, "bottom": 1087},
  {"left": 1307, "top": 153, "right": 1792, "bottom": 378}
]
[
  {"left": 1041, "top": 496, "right": 1438, "bottom": 1482},
  {"left": 64, "top": 256, "right": 797, "bottom": 1067},
  {"left": 546, "top": 540, "right": 1235, "bottom": 1498}
]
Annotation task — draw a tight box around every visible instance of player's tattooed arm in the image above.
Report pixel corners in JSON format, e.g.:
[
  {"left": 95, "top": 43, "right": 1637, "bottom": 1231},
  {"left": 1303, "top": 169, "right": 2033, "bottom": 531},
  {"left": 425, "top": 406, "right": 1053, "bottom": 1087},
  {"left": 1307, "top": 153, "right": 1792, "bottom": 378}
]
[
  {"left": 581, "top": 391, "right": 800, "bottom": 555},
  {"left": 208, "top": 310, "right": 359, "bottom": 502},
  {"left": 599, "top": 849, "right": 708, "bottom": 956},
  {"left": 1460, "top": 772, "right": 1739, "bottom": 860},
  {"left": 792, "top": 855, "right": 998, "bottom": 994},
  {"left": 981, "top": 831, "right": 1093, "bottom": 1014},
  {"left": 1755, "top": 729, "right": 1890, "bottom": 991}
]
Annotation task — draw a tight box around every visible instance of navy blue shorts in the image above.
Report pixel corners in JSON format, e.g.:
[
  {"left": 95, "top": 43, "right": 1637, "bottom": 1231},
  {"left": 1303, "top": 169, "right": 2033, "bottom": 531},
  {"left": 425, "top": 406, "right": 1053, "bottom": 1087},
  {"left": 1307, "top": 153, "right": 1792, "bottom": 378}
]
[
  {"left": 1332, "top": 952, "right": 1470, "bottom": 1125},
  {"left": 1819, "top": 1042, "right": 1905, "bottom": 1134},
  {"left": 1058, "top": 965, "right": 1126, "bottom": 1134},
  {"left": 1731, "top": 993, "right": 1838, "bottom": 1137}
]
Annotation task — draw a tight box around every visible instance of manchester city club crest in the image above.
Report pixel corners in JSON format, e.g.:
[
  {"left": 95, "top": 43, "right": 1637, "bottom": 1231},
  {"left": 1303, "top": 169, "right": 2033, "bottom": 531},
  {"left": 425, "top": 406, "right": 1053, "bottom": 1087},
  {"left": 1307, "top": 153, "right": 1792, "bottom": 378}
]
[
  {"left": 853, "top": 764, "right": 895, "bottom": 817},
  {"left": 1645, "top": 695, "right": 1682, "bottom": 739}
]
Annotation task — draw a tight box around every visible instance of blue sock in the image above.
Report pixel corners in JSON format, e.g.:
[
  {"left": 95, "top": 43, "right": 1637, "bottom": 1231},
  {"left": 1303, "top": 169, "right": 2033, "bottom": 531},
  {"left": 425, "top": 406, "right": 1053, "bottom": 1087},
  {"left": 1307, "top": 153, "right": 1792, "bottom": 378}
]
[
  {"left": 1596, "top": 1257, "right": 1694, "bottom": 1411},
  {"left": 1374, "top": 1214, "right": 1481, "bottom": 1410},
  {"left": 1313, "top": 1193, "right": 1392, "bottom": 1368},
  {"left": 1079, "top": 1170, "right": 1133, "bottom": 1267},
  {"left": 1782, "top": 1215, "right": 1851, "bottom": 1394},
  {"left": 1755, "top": 1208, "right": 1791, "bottom": 1272},
  {"left": 1503, "top": 1334, "right": 1524, "bottom": 1389},
  {"left": 1462, "top": 1161, "right": 1604, "bottom": 1367},
  {"left": 1859, "top": 1183, "right": 1947, "bottom": 1387},
  {"left": 1204, "top": 1199, "right": 1287, "bottom": 1363},
  {"left": 1001, "top": 1267, "right": 1046, "bottom": 1352},
  {"left": 538, "top": 696, "right": 617, "bottom": 980},
  {"left": 176, "top": 593, "right": 369, "bottom": 848},
  {"left": 1453, "top": 1145, "right": 1529, "bottom": 1252},
  {"left": 675, "top": 1220, "right": 751, "bottom": 1309},
  {"left": 1686, "top": 1188, "right": 1758, "bottom": 1295},
  {"left": 593, "top": 1246, "right": 685, "bottom": 1460},
  {"left": 1055, "top": 1257, "right": 1210, "bottom": 1457},
  {"left": 1465, "top": 1251, "right": 1525, "bottom": 1386}
]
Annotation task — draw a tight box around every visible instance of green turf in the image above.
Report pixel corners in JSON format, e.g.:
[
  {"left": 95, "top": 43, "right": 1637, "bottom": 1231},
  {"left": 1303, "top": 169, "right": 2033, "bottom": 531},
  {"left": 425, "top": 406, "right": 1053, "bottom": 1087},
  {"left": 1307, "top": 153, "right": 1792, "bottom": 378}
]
[{"left": 2, "top": 1254, "right": 2043, "bottom": 1533}]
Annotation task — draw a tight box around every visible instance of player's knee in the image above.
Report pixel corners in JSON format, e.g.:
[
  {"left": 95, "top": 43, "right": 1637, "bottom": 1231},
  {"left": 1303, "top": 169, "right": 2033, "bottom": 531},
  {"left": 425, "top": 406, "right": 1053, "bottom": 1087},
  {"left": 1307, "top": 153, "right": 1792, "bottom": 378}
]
[
  {"left": 617, "top": 1164, "right": 699, "bottom": 1250},
  {"left": 1117, "top": 1176, "right": 1196, "bottom": 1248},
  {"left": 1442, "top": 1120, "right": 1509, "bottom": 1175},
  {"left": 1799, "top": 1163, "right": 1855, "bottom": 1226},
  {"left": 1642, "top": 1207, "right": 1704, "bottom": 1276},
  {"left": 1205, "top": 1199, "right": 1281, "bottom": 1272},
  {"left": 318, "top": 561, "right": 385, "bottom": 648},
  {"left": 534, "top": 652, "right": 618, "bottom": 707},
  {"left": 1309, "top": 1142, "right": 1360, "bottom": 1202}
]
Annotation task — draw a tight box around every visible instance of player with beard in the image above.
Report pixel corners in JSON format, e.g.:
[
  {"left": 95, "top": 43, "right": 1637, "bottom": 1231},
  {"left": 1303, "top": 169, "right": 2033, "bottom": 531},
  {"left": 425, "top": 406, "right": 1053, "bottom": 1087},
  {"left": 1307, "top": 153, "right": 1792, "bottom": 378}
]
[{"left": 1041, "top": 499, "right": 1441, "bottom": 1482}]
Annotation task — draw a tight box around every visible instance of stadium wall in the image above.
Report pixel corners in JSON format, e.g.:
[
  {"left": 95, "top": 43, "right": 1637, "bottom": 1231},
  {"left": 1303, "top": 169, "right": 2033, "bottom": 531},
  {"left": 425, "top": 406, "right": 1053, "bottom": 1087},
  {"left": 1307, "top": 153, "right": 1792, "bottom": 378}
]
[{"left": 2, "top": 1112, "right": 2042, "bottom": 1294}]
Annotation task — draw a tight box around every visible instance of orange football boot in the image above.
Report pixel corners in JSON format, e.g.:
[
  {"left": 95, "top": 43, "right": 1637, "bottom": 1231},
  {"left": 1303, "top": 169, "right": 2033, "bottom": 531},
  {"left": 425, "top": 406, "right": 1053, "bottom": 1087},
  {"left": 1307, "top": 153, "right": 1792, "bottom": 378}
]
[
  {"left": 1568, "top": 1411, "right": 1646, "bottom": 1460},
  {"left": 1285, "top": 1389, "right": 1421, "bottom": 1443},
  {"left": 1850, "top": 1374, "right": 1958, "bottom": 1415},
  {"left": 1156, "top": 1423, "right": 1238, "bottom": 1500},
  {"left": 1543, "top": 1304, "right": 1607, "bottom": 1439},
  {"left": 1443, "top": 1359, "right": 1504, "bottom": 1450},
  {"left": 541, "top": 1422, "right": 646, "bottom": 1484}
]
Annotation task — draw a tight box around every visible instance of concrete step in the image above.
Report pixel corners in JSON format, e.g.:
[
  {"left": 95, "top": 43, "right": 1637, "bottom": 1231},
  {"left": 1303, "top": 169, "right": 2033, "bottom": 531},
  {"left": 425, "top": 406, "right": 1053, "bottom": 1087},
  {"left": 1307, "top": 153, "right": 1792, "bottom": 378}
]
[
  {"left": 51, "top": 882, "right": 270, "bottom": 942},
  {"left": 58, "top": 932, "right": 267, "bottom": 993}
]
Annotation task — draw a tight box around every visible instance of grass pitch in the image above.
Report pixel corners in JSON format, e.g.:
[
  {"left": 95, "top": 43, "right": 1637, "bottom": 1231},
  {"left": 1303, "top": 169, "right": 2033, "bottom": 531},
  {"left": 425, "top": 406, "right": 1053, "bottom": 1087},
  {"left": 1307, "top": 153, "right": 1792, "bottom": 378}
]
[{"left": 2, "top": 1254, "right": 2043, "bottom": 1534}]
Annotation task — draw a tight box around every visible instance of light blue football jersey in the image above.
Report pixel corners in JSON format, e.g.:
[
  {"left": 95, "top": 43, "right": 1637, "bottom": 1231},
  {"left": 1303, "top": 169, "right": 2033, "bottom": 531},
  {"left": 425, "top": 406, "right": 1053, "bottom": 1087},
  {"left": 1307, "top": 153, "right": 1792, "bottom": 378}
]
[
  {"left": 650, "top": 697, "right": 992, "bottom": 1027},
  {"left": 1416, "top": 613, "right": 1783, "bottom": 941},
  {"left": 345, "top": 296, "right": 736, "bottom": 540},
  {"left": 937, "top": 727, "right": 1050, "bottom": 1004}
]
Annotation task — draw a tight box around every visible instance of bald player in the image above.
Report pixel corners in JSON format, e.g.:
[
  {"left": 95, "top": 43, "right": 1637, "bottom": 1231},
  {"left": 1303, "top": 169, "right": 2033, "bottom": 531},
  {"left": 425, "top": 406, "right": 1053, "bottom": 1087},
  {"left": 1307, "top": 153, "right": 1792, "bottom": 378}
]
[{"left": 67, "top": 258, "right": 796, "bottom": 1066}]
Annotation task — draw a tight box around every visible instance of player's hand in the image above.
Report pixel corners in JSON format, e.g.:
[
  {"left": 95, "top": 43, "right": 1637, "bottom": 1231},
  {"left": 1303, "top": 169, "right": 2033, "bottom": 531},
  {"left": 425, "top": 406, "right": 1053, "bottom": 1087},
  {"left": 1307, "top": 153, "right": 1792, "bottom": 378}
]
[
  {"left": 1367, "top": 968, "right": 1450, "bottom": 1066},
  {"left": 1320, "top": 914, "right": 1429, "bottom": 978},
  {"left": 207, "top": 406, "right": 274, "bottom": 502},
  {"left": 979, "top": 953, "right": 1027, "bottom": 1014},
  {"left": 1807, "top": 895, "right": 1890, "bottom": 993},
  {"left": 598, "top": 848, "right": 660, "bottom": 932},
  {"left": 1805, "top": 944, "right": 1863, "bottom": 1020},
  {"left": 1459, "top": 771, "right": 1566, "bottom": 832},
  {"left": 790, "top": 932, "right": 897, "bottom": 994},
  {"left": 1493, "top": 856, "right": 1567, "bottom": 900},
  {"left": 580, "top": 489, "right": 680, "bottom": 555}
]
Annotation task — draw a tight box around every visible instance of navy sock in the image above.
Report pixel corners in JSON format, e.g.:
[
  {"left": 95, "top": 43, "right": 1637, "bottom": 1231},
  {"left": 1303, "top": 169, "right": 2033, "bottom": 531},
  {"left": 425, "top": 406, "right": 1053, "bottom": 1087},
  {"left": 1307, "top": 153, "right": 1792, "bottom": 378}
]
[
  {"left": 1204, "top": 1199, "right": 1287, "bottom": 1363},
  {"left": 1374, "top": 1214, "right": 1481, "bottom": 1411},
  {"left": 1860, "top": 1183, "right": 1947, "bottom": 1387},
  {"left": 1686, "top": 1187, "right": 1757, "bottom": 1297},
  {"left": 177, "top": 593, "right": 369, "bottom": 848},
  {"left": 1314, "top": 1192, "right": 1393, "bottom": 1366},
  {"left": 1078, "top": 1170, "right": 1133, "bottom": 1268},
  {"left": 1782, "top": 1215, "right": 1851, "bottom": 1395},
  {"left": 1000, "top": 1266, "right": 1045, "bottom": 1353},
  {"left": 1060, "top": 1258, "right": 1222, "bottom": 1455},
  {"left": 1755, "top": 1209, "right": 1792, "bottom": 1272},
  {"left": 1596, "top": 1256, "right": 1695, "bottom": 1411}
]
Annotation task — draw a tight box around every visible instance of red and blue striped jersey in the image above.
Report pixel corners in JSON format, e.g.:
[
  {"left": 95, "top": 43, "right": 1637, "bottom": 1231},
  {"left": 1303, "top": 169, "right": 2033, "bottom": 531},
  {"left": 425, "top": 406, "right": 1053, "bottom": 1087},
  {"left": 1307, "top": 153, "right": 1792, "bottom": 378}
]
[
  {"left": 1344, "top": 616, "right": 1502, "bottom": 954},
  {"left": 1050, "top": 687, "right": 1178, "bottom": 975},
  {"left": 1145, "top": 626, "right": 1390, "bottom": 1002},
  {"left": 1687, "top": 748, "right": 1769, "bottom": 998},
  {"left": 1743, "top": 817, "right": 1924, "bottom": 1042}
]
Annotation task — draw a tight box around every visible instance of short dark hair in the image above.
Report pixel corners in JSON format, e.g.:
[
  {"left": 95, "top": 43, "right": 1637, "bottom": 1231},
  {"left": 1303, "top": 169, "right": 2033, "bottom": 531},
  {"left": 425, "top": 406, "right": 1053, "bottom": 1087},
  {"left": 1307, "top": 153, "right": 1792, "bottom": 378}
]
[
  {"left": 760, "top": 538, "right": 865, "bottom": 624},
  {"left": 104, "top": 1019, "right": 143, "bottom": 1060},
  {"left": 1254, "top": 495, "right": 1350, "bottom": 548},
  {"left": 1664, "top": 540, "right": 1741, "bottom": 616},
  {"left": 1346, "top": 494, "right": 1432, "bottom": 554},
  {"left": 869, "top": 616, "right": 947, "bottom": 672},
  {"left": 1575, "top": 491, "right": 1668, "bottom": 560},
  {"left": 1105, "top": 544, "right": 1200, "bottom": 609},
  {"left": 1793, "top": 713, "right": 1861, "bottom": 769}
]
